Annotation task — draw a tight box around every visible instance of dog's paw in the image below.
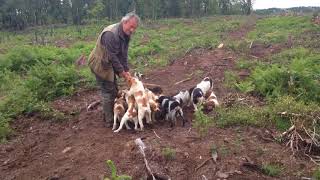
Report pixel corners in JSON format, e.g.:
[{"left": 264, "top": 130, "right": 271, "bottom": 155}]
[{"left": 113, "top": 129, "right": 120, "bottom": 133}]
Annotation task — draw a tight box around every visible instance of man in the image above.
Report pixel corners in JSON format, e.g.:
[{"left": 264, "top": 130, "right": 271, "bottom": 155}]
[{"left": 88, "top": 12, "right": 140, "bottom": 127}]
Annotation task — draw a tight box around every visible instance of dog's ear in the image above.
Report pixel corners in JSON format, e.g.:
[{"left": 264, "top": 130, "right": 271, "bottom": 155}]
[
  {"left": 134, "top": 71, "right": 144, "bottom": 79},
  {"left": 189, "top": 86, "right": 195, "bottom": 94}
]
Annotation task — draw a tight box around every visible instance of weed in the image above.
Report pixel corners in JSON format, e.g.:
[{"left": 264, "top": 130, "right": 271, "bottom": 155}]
[
  {"left": 262, "top": 163, "right": 283, "bottom": 177},
  {"left": 105, "top": 160, "right": 132, "bottom": 180},
  {"left": 162, "top": 147, "right": 176, "bottom": 161},
  {"left": 193, "top": 105, "right": 213, "bottom": 137}
]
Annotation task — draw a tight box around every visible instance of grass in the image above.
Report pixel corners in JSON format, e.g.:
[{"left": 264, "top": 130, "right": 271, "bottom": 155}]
[
  {"left": 105, "top": 160, "right": 132, "bottom": 180},
  {"left": 262, "top": 163, "right": 283, "bottom": 177},
  {"left": 313, "top": 168, "right": 320, "bottom": 180},
  {"left": 162, "top": 147, "right": 176, "bottom": 161},
  {"left": 0, "top": 16, "right": 244, "bottom": 141},
  {"left": 247, "top": 16, "right": 320, "bottom": 44},
  {"left": 193, "top": 105, "right": 214, "bottom": 137}
]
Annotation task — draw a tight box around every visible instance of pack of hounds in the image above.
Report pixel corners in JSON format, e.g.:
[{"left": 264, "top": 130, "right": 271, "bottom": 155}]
[{"left": 112, "top": 73, "right": 220, "bottom": 133}]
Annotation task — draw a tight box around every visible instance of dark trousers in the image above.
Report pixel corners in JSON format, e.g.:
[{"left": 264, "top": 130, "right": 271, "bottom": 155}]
[{"left": 95, "top": 74, "right": 118, "bottom": 124}]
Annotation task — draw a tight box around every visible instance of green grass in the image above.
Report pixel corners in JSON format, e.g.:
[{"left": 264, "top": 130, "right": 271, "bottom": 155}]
[
  {"left": 214, "top": 95, "right": 320, "bottom": 132},
  {"left": 247, "top": 16, "right": 320, "bottom": 44},
  {"left": 313, "top": 168, "right": 320, "bottom": 180},
  {"left": 262, "top": 163, "right": 283, "bottom": 177},
  {"left": 162, "top": 147, "right": 176, "bottom": 161},
  {"left": 0, "top": 16, "right": 244, "bottom": 141},
  {"left": 193, "top": 105, "right": 214, "bottom": 137}
]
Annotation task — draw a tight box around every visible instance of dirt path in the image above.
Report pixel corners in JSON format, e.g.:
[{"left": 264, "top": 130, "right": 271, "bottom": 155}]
[{"left": 0, "top": 20, "right": 317, "bottom": 180}]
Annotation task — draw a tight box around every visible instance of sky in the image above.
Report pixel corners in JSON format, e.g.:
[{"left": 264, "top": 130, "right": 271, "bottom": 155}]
[{"left": 253, "top": 0, "right": 320, "bottom": 10}]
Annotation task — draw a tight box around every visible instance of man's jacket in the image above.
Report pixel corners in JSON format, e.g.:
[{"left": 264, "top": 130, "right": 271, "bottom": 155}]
[{"left": 88, "top": 23, "right": 129, "bottom": 81}]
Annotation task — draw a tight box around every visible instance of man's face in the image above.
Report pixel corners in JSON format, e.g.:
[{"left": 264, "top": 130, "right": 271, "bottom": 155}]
[{"left": 123, "top": 18, "right": 138, "bottom": 36}]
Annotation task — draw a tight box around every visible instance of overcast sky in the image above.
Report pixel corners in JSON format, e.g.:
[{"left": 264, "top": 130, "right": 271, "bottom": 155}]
[{"left": 253, "top": 0, "right": 320, "bottom": 10}]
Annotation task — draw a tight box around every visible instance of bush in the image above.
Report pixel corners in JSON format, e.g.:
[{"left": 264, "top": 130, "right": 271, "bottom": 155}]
[
  {"left": 0, "top": 115, "right": 11, "bottom": 143},
  {"left": 25, "top": 63, "right": 81, "bottom": 101},
  {"left": 249, "top": 52, "right": 320, "bottom": 103}
]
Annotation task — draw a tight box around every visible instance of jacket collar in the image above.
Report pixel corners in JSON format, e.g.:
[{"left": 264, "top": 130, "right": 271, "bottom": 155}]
[{"left": 118, "top": 23, "right": 130, "bottom": 41}]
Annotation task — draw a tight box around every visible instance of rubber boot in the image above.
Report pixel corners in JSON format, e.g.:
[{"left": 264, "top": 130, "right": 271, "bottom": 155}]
[{"left": 102, "top": 93, "right": 115, "bottom": 128}]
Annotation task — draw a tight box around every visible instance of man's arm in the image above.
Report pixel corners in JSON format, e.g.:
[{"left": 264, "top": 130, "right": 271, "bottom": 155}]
[{"left": 101, "top": 32, "right": 124, "bottom": 74}]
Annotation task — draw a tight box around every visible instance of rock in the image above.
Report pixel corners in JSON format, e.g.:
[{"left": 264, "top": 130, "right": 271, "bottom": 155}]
[
  {"left": 216, "top": 171, "right": 229, "bottom": 179},
  {"left": 218, "top": 43, "right": 224, "bottom": 48},
  {"left": 62, "top": 147, "right": 72, "bottom": 154},
  {"left": 48, "top": 175, "right": 60, "bottom": 180},
  {"left": 184, "top": 152, "right": 189, "bottom": 158}
]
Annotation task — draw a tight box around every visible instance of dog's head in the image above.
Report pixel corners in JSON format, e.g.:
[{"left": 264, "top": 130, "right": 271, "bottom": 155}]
[
  {"left": 192, "top": 88, "right": 204, "bottom": 104},
  {"left": 134, "top": 71, "right": 144, "bottom": 79},
  {"left": 148, "top": 86, "right": 163, "bottom": 95},
  {"left": 126, "top": 76, "right": 138, "bottom": 87}
]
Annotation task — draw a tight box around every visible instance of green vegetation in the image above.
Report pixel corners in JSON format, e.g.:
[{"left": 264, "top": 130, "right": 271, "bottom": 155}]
[
  {"left": 247, "top": 16, "right": 320, "bottom": 43},
  {"left": 262, "top": 163, "right": 283, "bottom": 177},
  {"left": 104, "top": 160, "right": 132, "bottom": 180},
  {"left": 0, "top": 16, "right": 242, "bottom": 141},
  {"left": 313, "top": 168, "right": 320, "bottom": 180},
  {"left": 162, "top": 147, "right": 176, "bottom": 160},
  {"left": 193, "top": 105, "right": 214, "bottom": 137}
]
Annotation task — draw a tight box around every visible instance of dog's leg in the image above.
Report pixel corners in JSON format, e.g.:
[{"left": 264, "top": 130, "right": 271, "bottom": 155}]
[
  {"left": 179, "top": 108, "right": 186, "bottom": 126},
  {"left": 146, "top": 109, "right": 152, "bottom": 124},
  {"left": 112, "top": 113, "right": 118, "bottom": 130},
  {"left": 124, "top": 121, "right": 131, "bottom": 130},
  {"left": 137, "top": 110, "right": 144, "bottom": 131},
  {"left": 133, "top": 117, "right": 139, "bottom": 130},
  {"left": 114, "top": 113, "right": 129, "bottom": 133}
]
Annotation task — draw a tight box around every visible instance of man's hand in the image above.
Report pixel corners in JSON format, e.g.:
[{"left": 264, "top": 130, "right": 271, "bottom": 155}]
[{"left": 120, "top": 71, "right": 131, "bottom": 81}]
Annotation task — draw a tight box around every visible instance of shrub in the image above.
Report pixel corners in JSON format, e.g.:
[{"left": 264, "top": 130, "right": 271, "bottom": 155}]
[
  {"left": 25, "top": 63, "right": 81, "bottom": 101},
  {"left": 162, "top": 147, "right": 176, "bottom": 160}
]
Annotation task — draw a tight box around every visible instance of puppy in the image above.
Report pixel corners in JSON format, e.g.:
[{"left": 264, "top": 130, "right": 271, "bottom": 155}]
[
  {"left": 190, "top": 77, "right": 213, "bottom": 111},
  {"left": 173, "top": 90, "right": 190, "bottom": 108},
  {"left": 112, "top": 90, "right": 129, "bottom": 130},
  {"left": 203, "top": 89, "right": 219, "bottom": 111},
  {"left": 126, "top": 77, "right": 152, "bottom": 130},
  {"left": 145, "top": 88, "right": 160, "bottom": 122},
  {"left": 157, "top": 95, "right": 185, "bottom": 127},
  {"left": 114, "top": 94, "right": 139, "bottom": 132}
]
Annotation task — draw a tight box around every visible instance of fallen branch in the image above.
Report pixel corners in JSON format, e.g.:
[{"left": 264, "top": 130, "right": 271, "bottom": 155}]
[
  {"left": 249, "top": 41, "right": 253, "bottom": 49},
  {"left": 87, "top": 100, "right": 101, "bottom": 111},
  {"left": 135, "top": 138, "right": 156, "bottom": 180},
  {"left": 174, "top": 77, "right": 193, "bottom": 85},
  {"left": 281, "top": 125, "right": 295, "bottom": 138},
  {"left": 249, "top": 55, "right": 259, "bottom": 59},
  {"left": 195, "top": 157, "right": 212, "bottom": 172},
  {"left": 153, "top": 130, "right": 161, "bottom": 139}
]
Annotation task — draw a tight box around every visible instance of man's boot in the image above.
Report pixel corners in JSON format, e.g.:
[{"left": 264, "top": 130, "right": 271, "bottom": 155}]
[{"left": 102, "top": 93, "right": 115, "bottom": 128}]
